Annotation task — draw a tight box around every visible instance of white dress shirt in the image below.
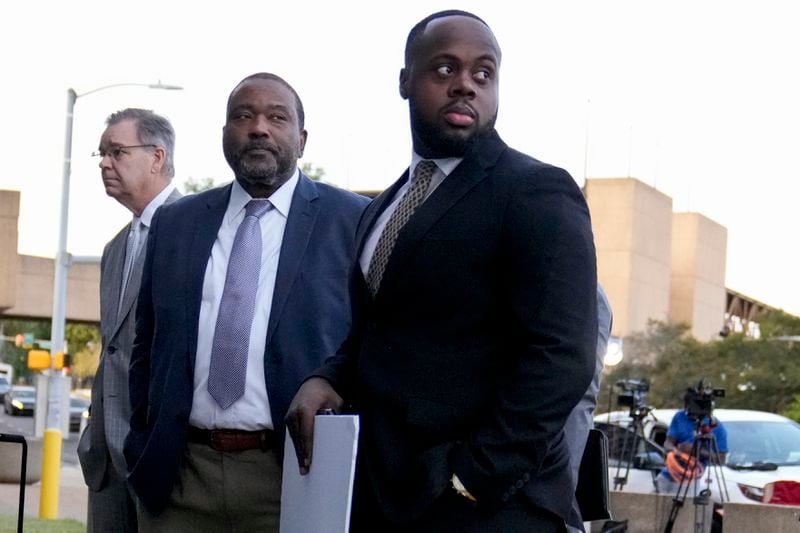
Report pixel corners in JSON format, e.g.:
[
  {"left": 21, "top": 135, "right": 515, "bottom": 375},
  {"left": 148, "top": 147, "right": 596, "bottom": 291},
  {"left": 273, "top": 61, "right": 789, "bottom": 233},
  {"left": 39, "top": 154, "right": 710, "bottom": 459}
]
[
  {"left": 189, "top": 172, "right": 298, "bottom": 430},
  {"left": 359, "top": 154, "right": 462, "bottom": 274}
]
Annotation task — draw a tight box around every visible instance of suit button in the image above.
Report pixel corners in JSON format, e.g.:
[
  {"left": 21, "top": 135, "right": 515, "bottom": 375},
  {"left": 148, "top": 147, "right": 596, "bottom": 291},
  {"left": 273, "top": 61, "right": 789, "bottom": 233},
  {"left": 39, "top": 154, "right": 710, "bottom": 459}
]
[
  {"left": 500, "top": 493, "right": 509, "bottom": 502},
  {"left": 515, "top": 480, "right": 524, "bottom": 488},
  {"left": 107, "top": 346, "right": 117, "bottom": 354},
  {"left": 522, "top": 473, "right": 530, "bottom": 482},
  {"left": 508, "top": 486, "right": 516, "bottom": 495}
]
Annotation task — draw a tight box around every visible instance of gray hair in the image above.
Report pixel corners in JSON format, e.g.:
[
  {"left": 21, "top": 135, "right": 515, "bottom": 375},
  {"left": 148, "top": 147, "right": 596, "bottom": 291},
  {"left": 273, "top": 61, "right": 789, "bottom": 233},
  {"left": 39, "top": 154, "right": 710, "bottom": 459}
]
[{"left": 106, "top": 108, "right": 176, "bottom": 178}]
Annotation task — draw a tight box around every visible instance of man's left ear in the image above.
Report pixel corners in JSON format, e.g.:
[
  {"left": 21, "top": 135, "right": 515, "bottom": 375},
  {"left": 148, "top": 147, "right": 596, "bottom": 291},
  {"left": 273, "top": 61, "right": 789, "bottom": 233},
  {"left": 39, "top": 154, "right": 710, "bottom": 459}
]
[
  {"left": 399, "top": 68, "right": 409, "bottom": 100},
  {"left": 298, "top": 129, "right": 308, "bottom": 158},
  {"left": 151, "top": 146, "right": 166, "bottom": 174}
]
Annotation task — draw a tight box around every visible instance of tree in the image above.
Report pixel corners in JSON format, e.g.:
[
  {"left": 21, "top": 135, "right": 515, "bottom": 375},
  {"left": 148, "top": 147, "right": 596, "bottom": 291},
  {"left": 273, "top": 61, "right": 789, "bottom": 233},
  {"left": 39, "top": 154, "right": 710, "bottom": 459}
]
[
  {"left": 183, "top": 176, "right": 216, "bottom": 194},
  {"left": 758, "top": 309, "right": 800, "bottom": 338},
  {"left": 65, "top": 323, "right": 101, "bottom": 387},
  {"left": 0, "top": 318, "right": 52, "bottom": 384},
  {"left": 600, "top": 319, "right": 800, "bottom": 416},
  {"left": 300, "top": 162, "right": 326, "bottom": 182}
]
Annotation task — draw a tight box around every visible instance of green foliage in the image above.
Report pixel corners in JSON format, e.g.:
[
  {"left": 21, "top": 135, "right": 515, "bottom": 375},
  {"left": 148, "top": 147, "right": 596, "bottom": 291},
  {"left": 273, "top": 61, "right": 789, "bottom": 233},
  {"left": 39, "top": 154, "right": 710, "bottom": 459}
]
[
  {"left": 65, "top": 323, "right": 101, "bottom": 383},
  {"left": 601, "top": 320, "right": 800, "bottom": 416},
  {"left": 783, "top": 394, "right": 800, "bottom": 423},
  {"left": 300, "top": 162, "right": 326, "bottom": 182},
  {"left": 0, "top": 319, "right": 101, "bottom": 385},
  {"left": 758, "top": 309, "right": 800, "bottom": 338},
  {"left": 0, "top": 514, "right": 85, "bottom": 532},
  {"left": 0, "top": 318, "right": 51, "bottom": 384},
  {"left": 183, "top": 176, "right": 216, "bottom": 193}
]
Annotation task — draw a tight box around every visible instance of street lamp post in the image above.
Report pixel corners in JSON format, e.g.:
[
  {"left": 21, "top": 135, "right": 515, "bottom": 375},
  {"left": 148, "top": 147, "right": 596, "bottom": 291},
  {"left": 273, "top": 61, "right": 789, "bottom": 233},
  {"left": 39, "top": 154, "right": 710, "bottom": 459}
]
[{"left": 39, "top": 81, "right": 182, "bottom": 520}]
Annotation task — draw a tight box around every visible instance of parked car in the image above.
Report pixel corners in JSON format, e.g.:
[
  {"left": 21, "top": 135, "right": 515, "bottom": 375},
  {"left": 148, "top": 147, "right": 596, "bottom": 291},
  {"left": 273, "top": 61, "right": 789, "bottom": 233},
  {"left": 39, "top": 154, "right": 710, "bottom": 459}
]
[
  {"left": 3, "top": 385, "right": 36, "bottom": 416},
  {"left": 0, "top": 376, "right": 10, "bottom": 402},
  {"left": 69, "top": 395, "right": 90, "bottom": 432},
  {"left": 595, "top": 408, "right": 800, "bottom": 505}
]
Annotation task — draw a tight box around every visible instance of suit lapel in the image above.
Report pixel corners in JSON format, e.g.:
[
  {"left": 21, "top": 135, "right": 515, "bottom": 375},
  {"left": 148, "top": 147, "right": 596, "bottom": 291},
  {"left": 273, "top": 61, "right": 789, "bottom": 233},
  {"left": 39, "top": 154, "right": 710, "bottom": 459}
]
[
  {"left": 379, "top": 133, "right": 507, "bottom": 292},
  {"left": 186, "top": 185, "right": 231, "bottom": 372},
  {"left": 111, "top": 188, "right": 183, "bottom": 340},
  {"left": 355, "top": 172, "right": 409, "bottom": 254},
  {"left": 265, "top": 174, "right": 319, "bottom": 345},
  {"left": 101, "top": 226, "right": 129, "bottom": 336}
]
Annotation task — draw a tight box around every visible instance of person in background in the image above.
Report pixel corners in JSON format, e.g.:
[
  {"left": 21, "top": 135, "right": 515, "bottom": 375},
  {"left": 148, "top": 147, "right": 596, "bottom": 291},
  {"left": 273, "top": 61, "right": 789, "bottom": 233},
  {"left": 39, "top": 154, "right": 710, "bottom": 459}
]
[
  {"left": 124, "top": 73, "right": 368, "bottom": 532},
  {"left": 78, "top": 108, "right": 181, "bottom": 533},
  {"left": 564, "top": 285, "right": 613, "bottom": 532},
  {"left": 656, "top": 386, "right": 728, "bottom": 494}
]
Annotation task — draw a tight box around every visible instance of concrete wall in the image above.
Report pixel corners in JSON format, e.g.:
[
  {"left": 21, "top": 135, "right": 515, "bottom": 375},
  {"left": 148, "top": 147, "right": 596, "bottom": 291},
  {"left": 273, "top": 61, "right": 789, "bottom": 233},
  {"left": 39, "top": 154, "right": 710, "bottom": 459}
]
[
  {"left": 670, "top": 213, "right": 728, "bottom": 341},
  {"left": 586, "top": 178, "right": 673, "bottom": 340},
  {"left": 0, "top": 190, "right": 20, "bottom": 311},
  {"left": 1, "top": 255, "right": 100, "bottom": 323},
  {"left": 595, "top": 491, "right": 800, "bottom": 532}
]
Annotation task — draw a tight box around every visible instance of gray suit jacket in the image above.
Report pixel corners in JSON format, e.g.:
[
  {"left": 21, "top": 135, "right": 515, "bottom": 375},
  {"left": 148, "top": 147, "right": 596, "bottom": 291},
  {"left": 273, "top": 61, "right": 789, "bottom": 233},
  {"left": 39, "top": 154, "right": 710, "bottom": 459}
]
[
  {"left": 565, "top": 284, "right": 613, "bottom": 529},
  {"left": 78, "top": 188, "right": 181, "bottom": 491}
]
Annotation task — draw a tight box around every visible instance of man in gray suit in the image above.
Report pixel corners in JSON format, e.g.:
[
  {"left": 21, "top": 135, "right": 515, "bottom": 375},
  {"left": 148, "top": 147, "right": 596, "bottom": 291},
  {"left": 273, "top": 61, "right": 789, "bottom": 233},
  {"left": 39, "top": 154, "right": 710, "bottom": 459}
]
[
  {"left": 565, "top": 285, "right": 613, "bottom": 532},
  {"left": 78, "top": 108, "right": 181, "bottom": 533}
]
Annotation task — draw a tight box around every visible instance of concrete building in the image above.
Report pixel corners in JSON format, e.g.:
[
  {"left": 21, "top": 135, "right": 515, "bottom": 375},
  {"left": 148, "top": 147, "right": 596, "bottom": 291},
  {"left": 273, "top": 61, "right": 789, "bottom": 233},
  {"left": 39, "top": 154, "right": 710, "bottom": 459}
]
[
  {"left": 0, "top": 189, "right": 100, "bottom": 323},
  {"left": 585, "top": 177, "right": 728, "bottom": 341}
]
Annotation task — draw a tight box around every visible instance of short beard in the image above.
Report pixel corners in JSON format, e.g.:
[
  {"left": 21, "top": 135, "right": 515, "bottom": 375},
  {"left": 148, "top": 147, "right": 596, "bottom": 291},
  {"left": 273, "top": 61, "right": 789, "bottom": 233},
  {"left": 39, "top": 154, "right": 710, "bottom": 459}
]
[
  {"left": 410, "top": 104, "right": 497, "bottom": 158},
  {"left": 224, "top": 142, "right": 296, "bottom": 195}
]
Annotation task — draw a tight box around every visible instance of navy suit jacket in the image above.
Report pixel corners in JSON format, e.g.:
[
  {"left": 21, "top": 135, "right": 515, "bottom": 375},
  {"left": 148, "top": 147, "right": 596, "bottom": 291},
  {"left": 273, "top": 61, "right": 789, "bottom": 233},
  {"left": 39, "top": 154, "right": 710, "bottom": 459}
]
[
  {"left": 124, "top": 174, "right": 368, "bottom": 514},
  {"left": 313, "top": 132, "right": 598, "bottom": 525}
]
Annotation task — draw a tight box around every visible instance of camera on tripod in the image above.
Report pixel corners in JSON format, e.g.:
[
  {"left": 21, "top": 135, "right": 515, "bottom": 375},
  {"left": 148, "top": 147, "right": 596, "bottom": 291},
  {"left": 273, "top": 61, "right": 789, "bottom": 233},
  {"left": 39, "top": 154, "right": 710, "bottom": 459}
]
[
  {"left": 685, "top": 379, "right": 725, "bottom": 421},
  {"left": 615, "top": 378, "right": 652, "bottom": 418}
]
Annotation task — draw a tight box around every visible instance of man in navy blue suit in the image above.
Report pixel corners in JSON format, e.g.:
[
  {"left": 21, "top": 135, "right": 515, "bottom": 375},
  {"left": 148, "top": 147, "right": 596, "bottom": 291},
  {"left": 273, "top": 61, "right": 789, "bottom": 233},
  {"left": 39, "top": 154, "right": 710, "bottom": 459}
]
[{"left": 124, "top": 72, "right": 368, "bottom": 532}]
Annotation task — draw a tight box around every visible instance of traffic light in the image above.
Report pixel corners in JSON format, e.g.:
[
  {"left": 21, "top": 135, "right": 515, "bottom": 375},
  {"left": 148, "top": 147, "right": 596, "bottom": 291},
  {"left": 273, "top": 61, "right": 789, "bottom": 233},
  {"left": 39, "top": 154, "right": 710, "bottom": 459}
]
[{"left": 27, "top": 350, "right": 51, "bottom": 370}]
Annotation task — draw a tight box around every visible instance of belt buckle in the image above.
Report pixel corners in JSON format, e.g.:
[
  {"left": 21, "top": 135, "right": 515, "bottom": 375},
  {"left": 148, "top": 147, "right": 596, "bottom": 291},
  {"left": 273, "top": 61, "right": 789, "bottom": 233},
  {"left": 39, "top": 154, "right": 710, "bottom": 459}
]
[{"left": 209, "top": 430, "right": 226, "bottom": 452}]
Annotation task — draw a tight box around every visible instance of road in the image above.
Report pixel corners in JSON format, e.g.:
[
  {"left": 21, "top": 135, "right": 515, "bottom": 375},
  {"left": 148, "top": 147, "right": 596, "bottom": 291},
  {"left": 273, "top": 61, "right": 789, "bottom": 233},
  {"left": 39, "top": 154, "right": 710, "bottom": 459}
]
[{"left": 0, "top": 408, "right": 80, "bottom": 466}]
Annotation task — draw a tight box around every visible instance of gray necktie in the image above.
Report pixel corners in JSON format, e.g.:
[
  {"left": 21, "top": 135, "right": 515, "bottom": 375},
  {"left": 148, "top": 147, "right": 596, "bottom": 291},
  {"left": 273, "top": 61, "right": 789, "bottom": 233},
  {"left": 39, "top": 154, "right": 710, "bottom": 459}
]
[
  {"left": 207, "top": 199, "right": 272, "bottom": 409},
  {"left": 366, "top": 160, "right": 437, "bottom": 296},
  {"left": 118, "top": 218, "right": 143, "bottom": 313}
]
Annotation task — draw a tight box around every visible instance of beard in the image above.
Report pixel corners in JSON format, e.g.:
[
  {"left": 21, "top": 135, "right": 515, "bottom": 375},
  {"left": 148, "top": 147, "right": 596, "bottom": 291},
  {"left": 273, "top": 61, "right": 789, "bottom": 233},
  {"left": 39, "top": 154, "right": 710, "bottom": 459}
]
[
  {"left": 409, "top": 102, "right": 497, "bottom": 158},
  {"left": 223, "top": 138, "right": 296, "bottom": 193}
]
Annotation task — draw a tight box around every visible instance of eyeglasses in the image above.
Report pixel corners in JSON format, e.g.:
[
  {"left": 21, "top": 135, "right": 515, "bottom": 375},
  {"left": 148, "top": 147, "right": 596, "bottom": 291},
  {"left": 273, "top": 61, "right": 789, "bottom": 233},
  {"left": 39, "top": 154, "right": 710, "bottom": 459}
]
[{"left": 91, "top": 144, "right": 157, "bottom": 160}]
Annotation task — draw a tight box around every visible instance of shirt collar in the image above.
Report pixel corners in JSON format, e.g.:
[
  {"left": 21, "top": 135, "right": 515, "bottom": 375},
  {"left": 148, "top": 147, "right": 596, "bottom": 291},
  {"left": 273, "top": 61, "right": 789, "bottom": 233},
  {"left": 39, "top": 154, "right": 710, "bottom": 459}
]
[
  {"left": 139, "top": 183, "right": 176, "bottom": 229},
  {"left": 410, "top": 152, "right": 463, "bottom": 180},
  {"left": 229, "top": 168, "right": 299, "bottom": 220}
]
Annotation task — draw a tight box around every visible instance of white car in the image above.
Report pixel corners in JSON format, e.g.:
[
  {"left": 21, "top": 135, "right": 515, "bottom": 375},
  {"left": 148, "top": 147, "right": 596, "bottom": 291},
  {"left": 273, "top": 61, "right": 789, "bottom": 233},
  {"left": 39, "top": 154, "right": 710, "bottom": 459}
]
[{"left": 594, "top": 408, "right": 800, "bottom": 505}]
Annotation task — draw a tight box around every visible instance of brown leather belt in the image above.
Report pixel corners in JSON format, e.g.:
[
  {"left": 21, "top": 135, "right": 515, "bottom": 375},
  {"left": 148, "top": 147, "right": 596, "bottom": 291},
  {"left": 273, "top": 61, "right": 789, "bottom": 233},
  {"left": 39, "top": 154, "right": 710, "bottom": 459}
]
[{"left": 186, "top": 426, "right": 274, "bottom": 453}]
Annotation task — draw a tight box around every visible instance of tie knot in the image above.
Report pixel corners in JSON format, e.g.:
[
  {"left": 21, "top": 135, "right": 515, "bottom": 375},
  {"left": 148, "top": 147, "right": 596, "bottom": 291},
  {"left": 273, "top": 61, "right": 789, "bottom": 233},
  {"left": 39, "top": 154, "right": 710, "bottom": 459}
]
[
  {"left": 245, "top": 199, "right": 272, "bottom": 219},
  {"left": 415, "top": 160, "right": 437, "bottom": 182}
]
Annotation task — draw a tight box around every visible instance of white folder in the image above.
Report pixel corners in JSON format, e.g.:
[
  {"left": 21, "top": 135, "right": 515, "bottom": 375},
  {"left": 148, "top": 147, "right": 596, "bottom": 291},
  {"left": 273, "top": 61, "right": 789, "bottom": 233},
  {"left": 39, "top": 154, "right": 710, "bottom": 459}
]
[{"left": 280, "top": 415, "right": 360, "bottom": 533}]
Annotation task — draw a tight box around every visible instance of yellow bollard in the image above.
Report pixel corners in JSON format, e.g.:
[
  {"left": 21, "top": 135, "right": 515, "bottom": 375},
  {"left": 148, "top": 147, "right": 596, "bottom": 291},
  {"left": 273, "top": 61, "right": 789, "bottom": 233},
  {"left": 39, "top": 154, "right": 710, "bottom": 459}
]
[{"left": 39, "top": 428, "right": 62, "bottom": 519}]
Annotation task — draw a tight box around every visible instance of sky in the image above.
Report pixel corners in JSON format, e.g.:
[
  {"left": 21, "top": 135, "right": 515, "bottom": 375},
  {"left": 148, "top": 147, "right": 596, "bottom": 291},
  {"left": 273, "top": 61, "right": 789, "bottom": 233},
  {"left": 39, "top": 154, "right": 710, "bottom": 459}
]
[{"left": 1, "top": 1, "right": 798, "bottom": 316}]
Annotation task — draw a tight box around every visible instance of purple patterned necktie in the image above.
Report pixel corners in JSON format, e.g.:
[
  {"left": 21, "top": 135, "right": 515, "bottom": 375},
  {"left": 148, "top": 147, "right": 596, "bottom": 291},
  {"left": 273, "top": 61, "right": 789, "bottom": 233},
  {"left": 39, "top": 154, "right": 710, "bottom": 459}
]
[
  {"left": 366, "top": 160, "right": 437, "bottom": 296},
  {"left": 207, "top": 199, "right": 272, "bottom": 409}
]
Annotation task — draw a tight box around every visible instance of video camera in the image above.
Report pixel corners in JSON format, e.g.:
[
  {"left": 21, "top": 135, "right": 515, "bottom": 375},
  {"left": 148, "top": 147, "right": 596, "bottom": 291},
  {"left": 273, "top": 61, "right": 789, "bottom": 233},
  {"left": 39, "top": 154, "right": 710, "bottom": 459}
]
[
  {"left": 685, "top": 379, "right": 725, "bottom": 421},
  {"left": 615, "top": 379, "right": 652, "bottom": 418}
]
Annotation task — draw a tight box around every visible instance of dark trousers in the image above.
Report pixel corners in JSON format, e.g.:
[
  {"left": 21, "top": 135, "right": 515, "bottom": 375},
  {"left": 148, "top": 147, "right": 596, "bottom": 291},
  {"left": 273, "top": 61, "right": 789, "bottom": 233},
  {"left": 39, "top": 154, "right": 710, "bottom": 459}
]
[{"left": 350, "top": 477, "right": 565, "bottom": 533}]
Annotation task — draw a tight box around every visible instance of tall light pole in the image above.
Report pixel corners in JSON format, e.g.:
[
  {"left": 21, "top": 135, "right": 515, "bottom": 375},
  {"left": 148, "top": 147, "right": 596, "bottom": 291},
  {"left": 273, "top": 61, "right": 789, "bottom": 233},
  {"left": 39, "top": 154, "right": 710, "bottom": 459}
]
[{"left": 40, "top": 81, "right": 182, "bottom": 520}]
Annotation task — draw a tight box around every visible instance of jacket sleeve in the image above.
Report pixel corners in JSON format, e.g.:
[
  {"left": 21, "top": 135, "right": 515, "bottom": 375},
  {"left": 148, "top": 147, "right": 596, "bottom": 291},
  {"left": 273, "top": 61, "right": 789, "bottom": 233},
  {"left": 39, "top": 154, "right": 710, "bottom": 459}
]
[{"left": 450, "top": 165, "right": 598, "bottom": 509}]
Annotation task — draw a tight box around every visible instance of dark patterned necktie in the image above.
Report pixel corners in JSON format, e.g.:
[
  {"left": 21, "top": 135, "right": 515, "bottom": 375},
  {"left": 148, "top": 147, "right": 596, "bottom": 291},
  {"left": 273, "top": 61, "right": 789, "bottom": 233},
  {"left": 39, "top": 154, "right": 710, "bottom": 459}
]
[
  {"left": 365, "top": 160, "right": 437, "bottom": 296},
  {"left": 207, "top": 199, "right": 272, "bottom": 409}
]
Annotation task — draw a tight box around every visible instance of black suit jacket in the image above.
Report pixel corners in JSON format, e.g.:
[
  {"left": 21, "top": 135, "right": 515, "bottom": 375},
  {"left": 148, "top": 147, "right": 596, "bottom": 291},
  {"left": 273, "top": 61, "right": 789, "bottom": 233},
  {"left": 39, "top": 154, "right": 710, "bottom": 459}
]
[
  {"left": 124, "top": 174, "right": 368, "bottom": 514},
  {"left": 313, "top": 132, "right": 597, "bottom": 524}
]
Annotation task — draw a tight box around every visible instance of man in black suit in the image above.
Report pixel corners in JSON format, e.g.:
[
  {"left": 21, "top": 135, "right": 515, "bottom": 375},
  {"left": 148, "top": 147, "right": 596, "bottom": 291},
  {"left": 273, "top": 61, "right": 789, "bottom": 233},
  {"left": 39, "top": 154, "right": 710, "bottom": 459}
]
[
  {"left": 124, "top": 73, "right": 368, "bottom": 532},
  {"left": 287, "top": 10, "right": 598, "bottom": 532}
]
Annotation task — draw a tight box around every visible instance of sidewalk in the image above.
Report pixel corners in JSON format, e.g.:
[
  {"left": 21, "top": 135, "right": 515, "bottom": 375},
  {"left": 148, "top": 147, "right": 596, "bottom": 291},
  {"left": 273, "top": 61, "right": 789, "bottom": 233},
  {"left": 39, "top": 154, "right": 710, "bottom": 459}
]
[{"left": 0, "top": 463, "right": 86, "bottom": 525}]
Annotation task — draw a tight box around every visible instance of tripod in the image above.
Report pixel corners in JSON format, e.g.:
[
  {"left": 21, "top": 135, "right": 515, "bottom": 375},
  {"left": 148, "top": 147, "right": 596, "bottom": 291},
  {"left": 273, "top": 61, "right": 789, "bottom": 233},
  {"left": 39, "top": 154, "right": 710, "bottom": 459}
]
[
  {"left": 663, "top": 418, "right": 729, "bottom": 533},
  {"left": 612, "top": 405, "right": 654, "bottom": 491}
]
